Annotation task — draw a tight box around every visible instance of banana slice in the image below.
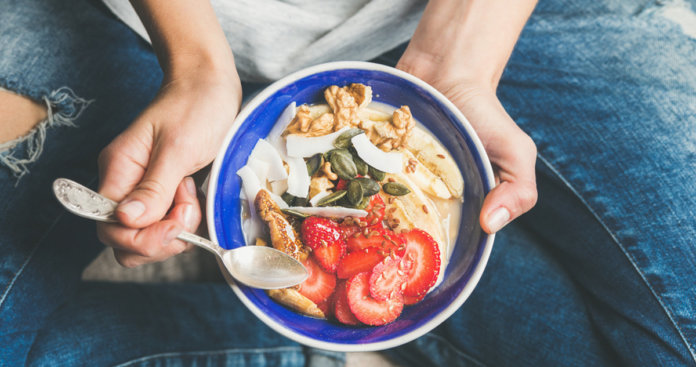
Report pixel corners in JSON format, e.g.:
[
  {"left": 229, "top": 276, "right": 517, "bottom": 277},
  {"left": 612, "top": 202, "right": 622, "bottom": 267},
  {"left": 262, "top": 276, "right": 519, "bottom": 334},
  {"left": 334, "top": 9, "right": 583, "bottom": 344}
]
[
  {"left": 404, "top": 127, "right": 464, "bottom": 198},
  {"left": 401, "top": 149, "right": 451, "bottom": 199},
  {"left": 266, "top": 288, "right": 325, "bottom": 318},
  {"left": 383, "top": 173, "right": 446, "bottom": 258}
]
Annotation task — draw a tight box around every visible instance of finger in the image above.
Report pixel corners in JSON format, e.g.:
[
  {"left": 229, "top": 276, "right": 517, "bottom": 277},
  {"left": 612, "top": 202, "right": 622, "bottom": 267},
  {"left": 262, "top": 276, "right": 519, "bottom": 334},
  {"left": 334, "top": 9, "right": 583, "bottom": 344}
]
[
  {"left": 115, "top": 140, "right": 189, "bottom": 228},
  {"left": 97, "top": 219, "right": 184, "bottom": 259},
  {"left": 97, "top": 127, "right": 151, "bottom": 203},
  {"left": 480, "top": 132, "right": 538, "bottom": 234},
  {"left": 96, "top": 178, "right": 201, "bottom": 266}
]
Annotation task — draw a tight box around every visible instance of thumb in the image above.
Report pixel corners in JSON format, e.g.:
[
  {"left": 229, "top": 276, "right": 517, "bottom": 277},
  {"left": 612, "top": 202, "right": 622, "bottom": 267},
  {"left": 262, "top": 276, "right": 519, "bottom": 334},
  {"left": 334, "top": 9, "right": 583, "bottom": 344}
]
[
  {"left": 115, "top": 145, "right": 186, "bottom": 228},
  {"left": 480, "top": 179, "right": 538, "bottom": 234}
]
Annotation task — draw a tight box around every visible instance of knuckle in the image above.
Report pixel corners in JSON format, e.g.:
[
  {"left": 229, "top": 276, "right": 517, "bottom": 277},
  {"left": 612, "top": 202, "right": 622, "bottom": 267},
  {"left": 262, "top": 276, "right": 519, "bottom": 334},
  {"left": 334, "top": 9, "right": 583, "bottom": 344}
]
[
  {"left": 136, "top": 179, "right": 169, "bottom": 201},
  {"left": 517, "top": 183, "right": 538, "bottom": 210}
]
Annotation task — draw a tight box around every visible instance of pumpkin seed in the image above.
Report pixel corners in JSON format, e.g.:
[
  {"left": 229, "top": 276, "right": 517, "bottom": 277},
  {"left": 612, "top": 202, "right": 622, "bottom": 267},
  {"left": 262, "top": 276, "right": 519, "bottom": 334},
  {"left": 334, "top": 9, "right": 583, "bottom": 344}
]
[
  {"left": 306, "top": 153, "right": 323, "bottom": 176},
  {"left": 353, "top": 177, "right": 380, "bottom": 196},
  {"left": 368, "top": 166, "right": 386, "bottom": 181},
  {"left": 333, "top": 128, "right": 364, "bottom": 149},
  {"left": 326, "top": 148, "right": 351, "bottom": 160},
  {"left": 330, "top": 152, "right": 358, "bottom": 180},
  {"left": 282, "top": 209, "right": 310, "bottom": 219},
  {"left": 294, "top": 197, "right": 309, "bottom": 207},
  {"left": 382, "top": 182, "right": 411, "bottom": 196},
  {"left": 347, "top": 180, "right": 364, "bottom": 205},
  {"left": 281, "top": 192, "right": 296, "bottom": 206},
  {"left": 353, "top": 154, "right": 368, "bottom": 176},
  {"left": 316, "top": 190, "right": 347, "bottom": 206},
  {"left": 355, "top": 196, "right": 370, "bottom": 209}
]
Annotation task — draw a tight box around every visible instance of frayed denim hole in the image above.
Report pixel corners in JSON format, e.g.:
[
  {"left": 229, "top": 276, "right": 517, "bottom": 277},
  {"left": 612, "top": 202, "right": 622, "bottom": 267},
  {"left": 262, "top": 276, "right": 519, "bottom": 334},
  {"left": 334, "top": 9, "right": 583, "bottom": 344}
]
[{"left": 0, "top": 86, "right": 93, "bottom": 182}]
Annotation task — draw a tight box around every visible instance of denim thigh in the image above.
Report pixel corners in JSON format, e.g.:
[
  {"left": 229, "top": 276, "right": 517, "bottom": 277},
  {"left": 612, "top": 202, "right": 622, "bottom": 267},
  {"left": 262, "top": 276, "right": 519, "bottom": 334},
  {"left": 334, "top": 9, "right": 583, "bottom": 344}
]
[{"left": 382, "top": 0, "right": 696, "bottom": 366}]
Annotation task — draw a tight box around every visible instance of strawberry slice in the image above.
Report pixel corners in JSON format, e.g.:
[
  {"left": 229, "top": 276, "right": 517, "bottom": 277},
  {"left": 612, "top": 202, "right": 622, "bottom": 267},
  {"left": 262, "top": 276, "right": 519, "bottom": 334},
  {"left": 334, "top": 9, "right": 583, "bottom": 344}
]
[
  {"left": 403, "top": 293, "right": 426, "bottom": 306},
  {"left": 347, "top": 227, "right": 405, "bottom": 257},
  {"left": 335, "top": 178, "right": 349, "bottom": 191},
  {"left": 336, "top": 247, "right": 384, "bottom": 279},
  {"left": 333, "top": 281, "right": 361, "bottom": 325},
  {"left": 369, "top": 255, "right": 410, "bottom": 301},
  {"left": 358, "top": 194, "right": 385, "bottom": 227},
  {"left": 301, "top": 216, "right": 343, "bottom": 250},
  {"left": 400, "top": 229, "right": 441, "bottom": 297},
  {"left": 316, "top": 292, "right": 334, "bottom": 318},
  {"left": 298, "top": 257, "right": 336, "bottom": 304},
  {"left": 346, "top": 272, "right": 403, "bottom": 326},
  {"left": 302, "top": 216, "right": 346, "bottom": 273}
]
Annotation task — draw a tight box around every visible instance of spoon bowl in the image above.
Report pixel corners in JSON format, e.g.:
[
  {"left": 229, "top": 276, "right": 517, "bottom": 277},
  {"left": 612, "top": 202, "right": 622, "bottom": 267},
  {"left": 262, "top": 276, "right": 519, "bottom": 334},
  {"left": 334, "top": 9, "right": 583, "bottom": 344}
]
[{"left": 52, "top": 178, "right": 308, "bottom": 289}]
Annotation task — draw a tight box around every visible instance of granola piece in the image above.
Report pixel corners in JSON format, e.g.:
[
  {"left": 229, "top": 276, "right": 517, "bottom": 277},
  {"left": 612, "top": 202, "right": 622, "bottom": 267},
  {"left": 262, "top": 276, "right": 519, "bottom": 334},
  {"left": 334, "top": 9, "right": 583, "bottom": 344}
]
[
  {"left": 285, "top": 104, "right": 313, "bottom": 135},
  {"left": 266, "top": 288, "right": 325, "bottom": 318},
  {"left": 324, "top": 85, "right": 360, "bottom": 130},
  {"left": 308, "top": 113, "right": 335, "bottom": 136},
  {"left": 255, "top": 190, "right": 309, "bottom": 262},
  {"left": 309, "top": 175, "right": 335, "bottom": 199},
  {"left": 346, "top": 83, "right": 372, "bottom": 108}
]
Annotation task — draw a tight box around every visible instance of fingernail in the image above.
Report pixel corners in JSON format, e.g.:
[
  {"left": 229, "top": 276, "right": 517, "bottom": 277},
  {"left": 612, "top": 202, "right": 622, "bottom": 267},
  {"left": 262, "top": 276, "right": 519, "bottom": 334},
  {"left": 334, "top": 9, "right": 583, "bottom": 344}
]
[
  {"left": 183, "top": 204, "right": 196, "bottom": 230},
  {"left": 487, "top": 207, "right": 510, "bottom": 233},
  {"left": 185, "top": 177, "right": 196, "bottom": 196},
  {"left": 163, "top": 226, "right": 181, "bottom": 245},
  {"left": 118, "top": 200, "right": 145, "bottom": 221}
]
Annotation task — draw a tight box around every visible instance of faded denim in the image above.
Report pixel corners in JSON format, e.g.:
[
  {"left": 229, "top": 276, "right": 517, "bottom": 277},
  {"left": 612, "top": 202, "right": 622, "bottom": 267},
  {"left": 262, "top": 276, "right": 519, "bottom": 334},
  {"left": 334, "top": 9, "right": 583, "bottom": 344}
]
[{"left": 1, "top": 0, "right": 695, "bottom": 366}]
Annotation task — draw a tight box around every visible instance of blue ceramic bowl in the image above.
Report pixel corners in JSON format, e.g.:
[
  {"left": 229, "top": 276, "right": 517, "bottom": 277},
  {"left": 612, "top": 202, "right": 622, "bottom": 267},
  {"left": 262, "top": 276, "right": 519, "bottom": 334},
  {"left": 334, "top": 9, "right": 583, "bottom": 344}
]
[{"left": 206, "top": 61, "right": 495, "bottom": 351}]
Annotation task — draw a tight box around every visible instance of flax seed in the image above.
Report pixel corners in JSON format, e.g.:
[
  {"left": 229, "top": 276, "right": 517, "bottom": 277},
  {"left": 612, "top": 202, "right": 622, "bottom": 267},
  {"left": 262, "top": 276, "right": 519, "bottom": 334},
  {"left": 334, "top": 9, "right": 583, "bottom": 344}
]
[
  {"left": 370, "top": 218, "right": 379, "bottom": 225},
  {"left": 388, "top": 177, "right": 396, "bottom": 182},
  {"left": 422, "top": 204, "right": 429, "bottom": 214},
  {"left": 387, "top": 197, "right": 394, "bottom": 204},
  {"left": 369, "top": 230, "right": 380, "bottom": 237},
  {"left": 437, "top": 153, "right": 445, "bottom": 159}
]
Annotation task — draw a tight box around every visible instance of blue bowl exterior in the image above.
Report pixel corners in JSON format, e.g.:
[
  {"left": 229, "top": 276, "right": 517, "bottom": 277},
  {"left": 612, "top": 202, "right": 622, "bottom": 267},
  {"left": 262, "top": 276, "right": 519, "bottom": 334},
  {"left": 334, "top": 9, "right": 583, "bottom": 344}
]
[{"left": 212, "top": 66, "right": 492, "bottom": 346}]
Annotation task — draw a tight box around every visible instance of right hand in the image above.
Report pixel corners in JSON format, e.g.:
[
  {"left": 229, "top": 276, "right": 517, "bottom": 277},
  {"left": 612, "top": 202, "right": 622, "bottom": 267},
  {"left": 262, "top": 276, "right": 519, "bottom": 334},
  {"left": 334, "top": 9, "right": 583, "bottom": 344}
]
[{"left": 96, "top": 69, "right": 242, "bottom": 267}]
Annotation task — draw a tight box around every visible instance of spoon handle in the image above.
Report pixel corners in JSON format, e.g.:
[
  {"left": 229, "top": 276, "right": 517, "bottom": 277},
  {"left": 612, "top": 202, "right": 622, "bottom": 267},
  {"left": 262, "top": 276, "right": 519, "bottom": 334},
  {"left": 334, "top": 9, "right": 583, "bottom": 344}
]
[{"left": 52, "top": 178, "right": 224, "bottom": 255}]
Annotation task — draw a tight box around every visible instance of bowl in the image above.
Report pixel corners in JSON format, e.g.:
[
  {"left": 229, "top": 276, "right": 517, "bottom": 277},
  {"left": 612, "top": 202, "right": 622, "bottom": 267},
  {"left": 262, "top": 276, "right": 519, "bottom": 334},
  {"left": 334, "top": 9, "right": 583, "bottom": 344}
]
[{"left": 206, "top": 61, "right": 495, "bottom": 351}]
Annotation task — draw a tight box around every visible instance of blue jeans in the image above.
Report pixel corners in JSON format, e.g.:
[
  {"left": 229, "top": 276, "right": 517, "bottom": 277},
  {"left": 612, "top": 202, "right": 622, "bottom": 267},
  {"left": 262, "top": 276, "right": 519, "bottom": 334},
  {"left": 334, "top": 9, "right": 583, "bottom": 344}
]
[{"left": 1, "top": 0, "right": 694, "bottom": 366}]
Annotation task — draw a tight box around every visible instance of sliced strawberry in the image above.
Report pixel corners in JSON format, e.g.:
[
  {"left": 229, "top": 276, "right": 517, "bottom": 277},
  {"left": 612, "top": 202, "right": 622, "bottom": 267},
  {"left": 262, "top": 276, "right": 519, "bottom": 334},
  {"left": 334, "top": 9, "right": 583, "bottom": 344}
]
[
  {"left": 335, "top": 178, "right": 348, "bottom": 191},
  {"left": 400, "top": 229, "right": 441, "bottom": 297},
  {"left": 347, "top": 227, "right": 405, "bottom": 257},
  {"left": 337, "top": 224, "right": 361, "bottom": 240},
  {"left": 358, "top": 194, "right": 385, "bottom": 226},
  {"left": 403, "top": 293, "right": 426, "bottom": 305},
  {"left": 301, "top": 216, "right": 343, "bottom": 250},
  {"left": 302, "top": 216, "right": 346, "bottom": 273},
  {"left": 333, "top": 281, "right": 361, "bottom": 325},
  {"left": 298, "top": 257, "right": 336, "bottom": 304},
  {"left": 316, "top": 292, "right": 334, "bottom": 318},
  {"left": 336, "top": 247, "right": 384, "bottom": 279},
  {"left": 346, "top": 272, "right": 403, "bottom": 326},
  {"left": 369, "top": 255, "right": 410, "bottom": 301},
  {"left": 312, "top": 240, "right": 346, "bottom": 273}
]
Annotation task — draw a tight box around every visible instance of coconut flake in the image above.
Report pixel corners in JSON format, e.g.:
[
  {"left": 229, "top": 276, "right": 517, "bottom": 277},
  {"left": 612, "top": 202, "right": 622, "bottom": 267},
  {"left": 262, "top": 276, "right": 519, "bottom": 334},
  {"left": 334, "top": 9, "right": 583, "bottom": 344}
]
[
  {"left": 237, "top": 165, "right": 288, "bottom": 209},
  {"left": 270, "top": 180, "right": 288, "bottom": 196},
  {"left": 249, "top": 139, "right": 287, "bottom": 181},
  {"left": 285, "top": 126, "right": 350, "bottom": 158},
  {"left": 285, "top": 156, "right": 310, "bottom": 198},
  {"left": 267, "top": 102, "right": 296, "bottom": 146},
  {"left": 351, "top": 134, "right": 402, "bottom": 173},
  {"left": 309, "top": 191, "right": 331, "bottom": 206},
  {"left": 285, "top": 206, "right": 368, "bottom": 218},
  {"left": 248, "top": 159, "right": 270, "bottom": 185}
]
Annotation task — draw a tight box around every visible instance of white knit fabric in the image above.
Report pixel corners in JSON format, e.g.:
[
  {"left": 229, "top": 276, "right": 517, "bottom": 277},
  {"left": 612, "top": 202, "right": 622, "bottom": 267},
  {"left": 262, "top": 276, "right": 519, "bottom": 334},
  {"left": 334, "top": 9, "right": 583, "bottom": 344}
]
[{"left": 102, "top": 0, "right": 425, "bottom": 81}]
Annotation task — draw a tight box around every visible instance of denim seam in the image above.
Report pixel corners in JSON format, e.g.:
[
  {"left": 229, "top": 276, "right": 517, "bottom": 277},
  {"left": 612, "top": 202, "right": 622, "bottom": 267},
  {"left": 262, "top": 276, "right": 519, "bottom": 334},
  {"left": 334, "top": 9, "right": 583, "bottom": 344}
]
[
  {"left": 113, "top": 346, "right": 305, "bottom": 367},
  {"left": 0, "top": 213, "right": 65, "bottom": 312},
  {"left": 421, "top": 333, "right": 488, "bottom": 367},
  {"left": 537, "top": 154, "right": 696, "bottom": 363}
]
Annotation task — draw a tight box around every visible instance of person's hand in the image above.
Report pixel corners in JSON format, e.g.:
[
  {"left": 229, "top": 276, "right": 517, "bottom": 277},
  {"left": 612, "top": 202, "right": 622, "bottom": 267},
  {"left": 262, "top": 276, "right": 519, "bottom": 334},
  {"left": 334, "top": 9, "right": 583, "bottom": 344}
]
[
  {"left": 398, "top": 61, "right": 537, "bottom": 234},
  {"left": 96, "top": 70, "right": 242, "bottom": 267}
]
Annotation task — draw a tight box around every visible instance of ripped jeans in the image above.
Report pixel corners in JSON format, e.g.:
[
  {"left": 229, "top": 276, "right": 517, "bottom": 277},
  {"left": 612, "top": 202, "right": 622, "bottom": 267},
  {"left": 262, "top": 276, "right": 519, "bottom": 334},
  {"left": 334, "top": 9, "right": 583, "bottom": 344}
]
[{"left": 1, "top": 0, "right": 695, "bottom": 366}]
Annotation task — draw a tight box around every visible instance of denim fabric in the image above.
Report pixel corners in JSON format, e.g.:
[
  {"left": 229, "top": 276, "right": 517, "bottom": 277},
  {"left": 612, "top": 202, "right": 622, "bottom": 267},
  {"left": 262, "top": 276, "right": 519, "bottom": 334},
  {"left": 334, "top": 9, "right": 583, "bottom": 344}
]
[{"left": 1, "top": 0, "right": 695, "bottom": 366}]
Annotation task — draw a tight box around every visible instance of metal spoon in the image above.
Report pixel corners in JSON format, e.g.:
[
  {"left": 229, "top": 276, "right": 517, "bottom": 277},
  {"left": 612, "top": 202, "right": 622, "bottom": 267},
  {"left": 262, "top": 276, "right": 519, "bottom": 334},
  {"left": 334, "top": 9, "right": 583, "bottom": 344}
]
[{"left": 52, "top": 178, "right": 308, "bottom": 289}]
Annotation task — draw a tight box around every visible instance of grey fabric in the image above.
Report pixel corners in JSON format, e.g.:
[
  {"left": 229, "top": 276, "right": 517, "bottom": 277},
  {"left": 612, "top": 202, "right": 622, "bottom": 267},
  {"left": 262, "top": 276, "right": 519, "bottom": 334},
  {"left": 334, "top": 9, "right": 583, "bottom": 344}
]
[{"left": 102, "top": 0, "right": 426, "bottom": 82}]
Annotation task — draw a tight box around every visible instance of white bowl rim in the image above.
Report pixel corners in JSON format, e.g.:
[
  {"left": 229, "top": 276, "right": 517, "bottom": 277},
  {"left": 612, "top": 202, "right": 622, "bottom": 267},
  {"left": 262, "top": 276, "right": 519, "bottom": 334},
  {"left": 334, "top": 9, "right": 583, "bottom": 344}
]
[{"left": 206, "top": 60, "right": 496, "bottom": 352}]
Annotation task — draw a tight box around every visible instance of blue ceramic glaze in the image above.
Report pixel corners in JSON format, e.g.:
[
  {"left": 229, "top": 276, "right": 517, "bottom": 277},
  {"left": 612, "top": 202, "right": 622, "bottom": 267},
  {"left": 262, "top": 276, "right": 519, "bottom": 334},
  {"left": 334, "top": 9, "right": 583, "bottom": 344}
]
[{"left": 207, "top": 62, "right": 495, "bottom": 351}]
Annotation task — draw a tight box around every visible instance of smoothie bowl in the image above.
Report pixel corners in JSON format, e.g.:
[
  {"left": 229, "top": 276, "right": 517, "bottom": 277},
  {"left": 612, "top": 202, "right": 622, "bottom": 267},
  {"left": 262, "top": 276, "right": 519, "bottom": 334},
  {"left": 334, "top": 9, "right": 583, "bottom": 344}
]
[{"left": 206, "top": 61, "right": 495, "bottom": 351}]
